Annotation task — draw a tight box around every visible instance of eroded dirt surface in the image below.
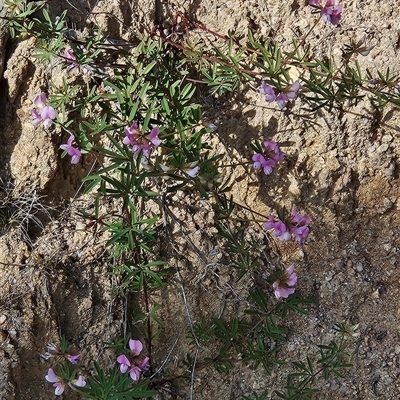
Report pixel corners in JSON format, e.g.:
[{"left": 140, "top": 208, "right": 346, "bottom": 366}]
[{"left": 1, "top": 1, "right": 400, "bottom": 399}]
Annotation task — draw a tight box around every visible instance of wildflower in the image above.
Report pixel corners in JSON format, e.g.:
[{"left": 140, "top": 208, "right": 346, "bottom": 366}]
[
  {"left": 45, "top": 368, "right": 65, "bottom": 396},
  {"left": 208, "top": 123, "right": 218, "bottom": 132},
  {"left": 60, "top": 135, "right": 82, "bottom": 164},
  {"left": 123, "top": 122, "right": 160, "bottom": 158},
  {"left": 275, "top": 81, "right": 301, "bottom": 110},
  {"left": 273, "top": 265, "right": 298, "bottom": 299},
  {"left": 129, "top": 366, "right": 142, "bottom": 381},
  {"left": 116, "top": 354, "right": 131, "bottom": 373},
  {"left": 259, "top": 81, "right": 301, "bottom": 109},
  {"left": 31, "top": 92, "right": 56, "bottom": 128},
  {"left": 66, "top": 354, "right": 81, "bottom": 364},
  {"left": 310, "top": 0, "right": 343, "bottom": 26},
  {"left": 116, "top": 339, "right": 148, "bottom": 382},
  {"left": 263, "top": 215, "right": 291, "bottom": 241},
  {"left": 187, "top": 165, "right": 200, "bottom": 177},
  {"left": 63, "top": 49, "right": 79, "bottom": 70},
  {"left": 260, "top": 82, "right": 276, "bottom": 102},
  {"left": 263, "top": 209, "right": 311, "bottom": 244},
  {"left": 291, "top": 209, "right": 311, "bottom": 245},
  {"left": 252, "top": 140, "right": 284, "bottom": 175},
  {"left": 183, "top": 162, "right": 200, "bottom": 177},
  {"left": 72, "top": 375, "right": 86, "bottom": 388},
  {"left": 63, "top": 48, "right": 90, "bottom": 74},
  {"left": 129, "top": 339, "right": 143, "bottom": 356}
]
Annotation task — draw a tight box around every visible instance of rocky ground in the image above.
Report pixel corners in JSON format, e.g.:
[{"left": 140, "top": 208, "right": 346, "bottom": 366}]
[{"left": 1, "top": 0, "right": 400, "bottom": 399}]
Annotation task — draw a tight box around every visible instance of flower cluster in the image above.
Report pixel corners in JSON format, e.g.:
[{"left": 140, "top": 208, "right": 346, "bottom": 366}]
[
  {"left": 60, "top": 135, "right": 82, "bottom": 164},
  {"left": 252, "top": 140, "right": 284, "bottom": 175},
  {"left": 260, "top": 81, "right": 300, "bottom": 109},
  {"left": 117, "top": 339, "right": 149, "bottom": 381},
  {"left": 31, "top": 92, "right": 56, "bottom": 129},
  {"left": 123, "top": 121, "right": 161, "bottom": 158},
  {"left": 264, "top": 209, "right": 311, "bottom": 245},
  {"left": 309, "top": 0, "right": 343, "bottom": 26},
  {"left": 273, "top": 265, "right": 297, "bottom": 299},
  {"left": 45, "top": 368, "right": 86, "bottom": 396}
]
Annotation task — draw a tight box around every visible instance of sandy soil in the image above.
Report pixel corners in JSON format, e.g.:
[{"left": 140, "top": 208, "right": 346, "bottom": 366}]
[{"left": 1, "top": 0, "right": 400, "bottom": 399}]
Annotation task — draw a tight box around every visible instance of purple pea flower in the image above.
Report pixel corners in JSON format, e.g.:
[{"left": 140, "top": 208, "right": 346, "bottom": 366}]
[
  {"left": 73, "top": 375, "right": 86, "bottom": 388},
  {"left": 259, "top": 81, "right": 301, "bottom": 109},
  {"left": 263, "top": 215, "right": 292, "bottom": 241},
  {"left": 45, "top": 368, "right": 65, "bottom": 396},
  {"left": 310, "top": 0, "right": 343, "bottom": 26},
  {"left": 60, "top": 135, "right": 82, "bottom": 164},
  {"left": 264, "top": 140, "right": 284, "bottom": 162},
  {"left": 291, "top": 209, "right": 311, "bottom": 245},
  {"left": 187, "top": 165, "right": 200, "bottom": 177},
  {"left": 66, "top": 354, "right": 81, "bottom": 364},
  {"left": 252, "top": 153, "right": 276, "bottom": 175},
  {"left": 276, "top": 81, "right": 301, "bottom": 110},
  {"left": 64, "top": 49, "right": 79, "bottom": 70},
  {"left": 273, "top": 265, "right": 298, "bottom": 299},
  {"left": 63, "top": 48, "right": 90, "bottom": 74},
  {"left": 117, "top": 354, "right": 131, "bottom": 373},
  {"left": 129, "top": 366, "right": 142, "bottom": 381},
  {"left": 117, "top": 339, "right": 148, "bottom": 382},
  {"left": 31, "top": 92, "right": 56, "bottom": 128},
  {"left": 184, "top": 162, "right": 200, "bottom": 177},
  {"left": 128, "top": 339, "right": 143, "bottom": 356},
  {"left": 252, "top": 140, "right": 284, "bottom": 176},
  {"left": 123, "top": 122, "right": 161, "bottom": 158},
  {"left": 263, "top": 209, "right": 311, "bottom": 244},
  {"left": 123, "top": 121, "right": 140, "bottom": 146},
  {"left": 260, "top": 81, "right": 276, "bottom": 102}
]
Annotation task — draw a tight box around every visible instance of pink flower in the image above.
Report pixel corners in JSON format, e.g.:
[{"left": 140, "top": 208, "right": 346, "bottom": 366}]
[
  {"left": 45, "top": 368, "right": 65, "bottom": 396},
  {"left": 273, "top": 265, "right": 298, "bottom": 299},
  {"left": 263, "top": 209, "right": 311, "bottom": 244},
  {"left": 129, "top": 366, "right": 142, "bottom": 381},
  {"left": 128, "top": 339, "right": 143, "bottom": 356},
  {"left": 123, "top": 122, "right": 160, "bottom": 158},
  {"left": 183, "top": 162, "right": 200, "bottom": 177},
  {"left": 275, "top": 81, "right": 301, "bottom": 110},
  {"left": 73, "top": 375, "right": 86, "bottom": 387},
  {"left": 117, "top": 354, "right": 131, "bottom": 373},
  {"left": 64, "top": 49, "right": 78, "bottom": 70},
  {"left": 63, "top": 48, "right": 90, "bottom": 74},
  {"left": 252, "top": 153, "right": 275, "bottom": 175},
  {"left": 263, "top": 216, "right": 291, "bottom": 241},
  {"left": 252, "top": 140, "right": 284, "bottom": 176},
  {"left": 66, "top": 354, "right": 80, "bottom": 364},
  {"left": 263, "top": 140, "right": 284, "bottom": 162},
  {"left": 148, "top": 127, "right": 161, "bottom": 147},
  {"left": 310, "top": 0, "right": 343, "bottom": 26},
  {"left": 291, "top": 209, "right": 311, "bottom": 245},
  {"left": 260, "top": 81, "right": 276, "bottom": 102},
  {"left": 31, "top": 93, "right": 56, "bottom": 128},
  {"left": 117, "top": 339, "right": 149, "bottom": 382},
  {"left": 34, "top": 92, "right": 47, "bottom": 108},
  {"left": 60, "top": 135, "right": 82, "bottom": 164},
  {"left": 187, "top": 165, "right": 200, "bottom": 177},
  {"left": 140, "top": 356, "right": 150, "bottom": 369},
  {"left": 259, "top": 81, "right": 300, "bottom": 109},
  {"left": 123, "top": 121, "right": 140, "bottom": 146}
]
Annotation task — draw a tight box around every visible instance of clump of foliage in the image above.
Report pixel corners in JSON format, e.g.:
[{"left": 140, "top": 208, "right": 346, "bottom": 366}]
[{"left": 1, "top": 0, "right": 393, "bottom": 398}]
